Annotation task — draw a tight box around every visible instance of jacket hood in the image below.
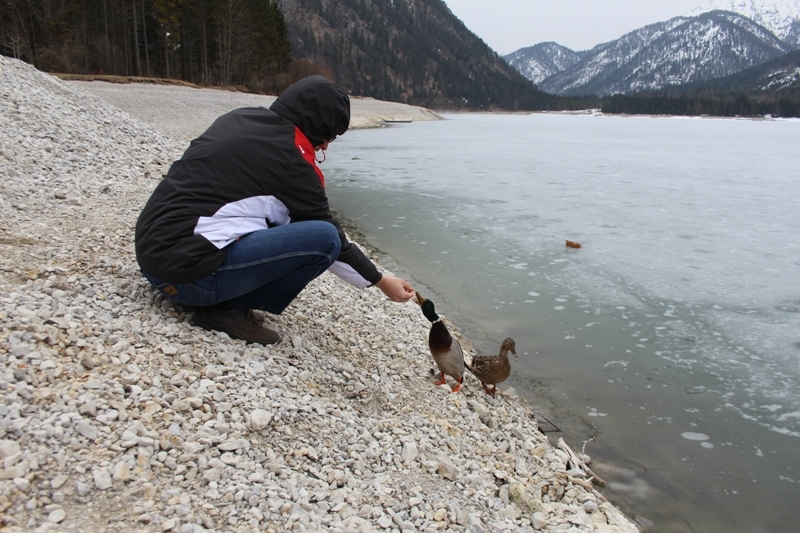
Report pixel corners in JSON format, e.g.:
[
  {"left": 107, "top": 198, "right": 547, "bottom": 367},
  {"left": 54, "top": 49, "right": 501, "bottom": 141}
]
[{"left": 269, "top": 75, "right": 350, "bottom": 146}]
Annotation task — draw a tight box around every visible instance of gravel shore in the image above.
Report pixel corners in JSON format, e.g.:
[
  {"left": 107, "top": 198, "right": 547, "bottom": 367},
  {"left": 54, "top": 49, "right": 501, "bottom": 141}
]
[
  {"left": 65, "top": 80, "right": 444, "bottom": 143},
  {"left": 0, "top": 56, "right": 639, "bottom": 533}
]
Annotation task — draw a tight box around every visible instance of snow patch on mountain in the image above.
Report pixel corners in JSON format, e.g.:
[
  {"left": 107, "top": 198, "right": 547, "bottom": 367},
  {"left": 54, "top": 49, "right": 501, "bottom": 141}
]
[
  {"left": 760, "top": 65, "right": 800, "bottom": 88},
  {"left": 693, "top": 0, "right": 800, "bottom": 45}
]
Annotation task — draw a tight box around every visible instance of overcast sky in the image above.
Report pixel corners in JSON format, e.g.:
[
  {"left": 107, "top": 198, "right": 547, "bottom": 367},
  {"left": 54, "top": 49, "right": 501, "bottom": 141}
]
[{"left": 442, "top": 0, "right": 714, "bottom": 54}]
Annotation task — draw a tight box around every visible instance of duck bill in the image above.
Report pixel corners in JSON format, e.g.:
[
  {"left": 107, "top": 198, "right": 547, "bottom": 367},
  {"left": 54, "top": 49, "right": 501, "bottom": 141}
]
[{"left": 415, "top": 292, "right": 426, "bottom": 306}]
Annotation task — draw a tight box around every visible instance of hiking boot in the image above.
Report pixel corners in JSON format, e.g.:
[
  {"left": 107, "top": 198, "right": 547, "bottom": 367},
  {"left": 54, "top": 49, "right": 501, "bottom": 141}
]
[{"left": 192, "top": 304, "right": 281, "bottom": 345}]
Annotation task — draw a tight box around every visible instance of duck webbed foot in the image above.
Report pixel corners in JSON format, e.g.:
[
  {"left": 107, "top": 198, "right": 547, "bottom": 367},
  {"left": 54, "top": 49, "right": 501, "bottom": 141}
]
[
  {"left": 434, "top": 372, "right": 447, "bottom": 386},
  {"left": 451, "top": 376, "right": 463, "bottom": 393}
]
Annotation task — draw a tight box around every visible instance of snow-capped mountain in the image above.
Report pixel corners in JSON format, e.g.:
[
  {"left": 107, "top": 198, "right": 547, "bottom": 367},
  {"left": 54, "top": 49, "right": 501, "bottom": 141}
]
[
  {"left": 514, "top": 11, "right": 792, "bottom": 96},
  {"left": 503, "top": 43, "right": 586, "bottom": 85},
  {"left": 506, "top": 0, "right": 800, "bottom": 96},
  {"left": 693, "top": 0, "right": 800, "bottom": 46}
]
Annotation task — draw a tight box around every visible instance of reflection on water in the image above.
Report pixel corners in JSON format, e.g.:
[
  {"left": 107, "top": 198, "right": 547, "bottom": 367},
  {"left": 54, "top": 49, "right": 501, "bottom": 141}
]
[{"left": 324, "top": 113, "right": 800, "bottom": 532}]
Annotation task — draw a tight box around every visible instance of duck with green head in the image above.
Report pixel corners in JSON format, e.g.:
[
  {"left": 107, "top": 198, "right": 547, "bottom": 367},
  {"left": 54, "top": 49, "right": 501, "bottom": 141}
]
[
  {"left": 466, "top": 337, "right": 517, "bottom": 398},
  {"left": 416, "top": 292, "right": 465, "bottom": 393}
]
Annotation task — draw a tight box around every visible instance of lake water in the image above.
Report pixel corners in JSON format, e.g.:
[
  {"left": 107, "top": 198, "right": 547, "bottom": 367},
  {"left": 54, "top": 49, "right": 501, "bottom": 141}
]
[{"left": 323, "top": 113, "right": 800, "bottom": 533}]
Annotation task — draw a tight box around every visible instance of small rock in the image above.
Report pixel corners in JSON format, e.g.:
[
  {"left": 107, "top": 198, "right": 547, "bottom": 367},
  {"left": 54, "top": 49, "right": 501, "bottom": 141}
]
[
  {"left": 76, "top": 481, "right": 92, "bottom": 496},
  {"left": 1, "top": 467, "right": 26, "bottom": 479},
  {"left": 217, "top": 438, "right": 248, "bottom": 451},
  {"left": 437, "top": 460, "right": 458, "bottom": 480},
  {"left": 78, "top": 403, "right": 97, "bottom": 417},
  {"left": 84, "top": 378, "right": 103, "bottom": 390},
  {"left": 76, "top": 422, "right": 98, "bottom": 440},
  {"left": 93, "top": 468, "right": 112, "bottom": 490},
  {"left": 48, "top": 508, "right": 67, "bottom": 523},
  {"left": 0, "top": 440, "right": 21, "bottom": 459},
  {"left": 113, "top": 461, "right": 131, "bottom": 482},
  {"left": 171, "top": 399, "right": 191, "bottom": 412},
  {"left": 187, "top": 397, "right": 203, "bottom": 409},
  {"left": 219, "top": 452, "right": 238, "bottom": 465},
  {"left": 250, "top": 409, "right": 272, "bottom": 431},
  {"left": 161, "top": 345, "right": 179, "bottom": 356},
  {"left": 401, "top": 442, "right": 418, "bottom": 463},
  {"left": 50, "top": 474, "right": 69, "bottom": 490},
  {"left": 203, "top": 469, "right": 220, "bottom": 483},
  {"left": 13, "top": 477, "right": 31, "bottom": 491}
]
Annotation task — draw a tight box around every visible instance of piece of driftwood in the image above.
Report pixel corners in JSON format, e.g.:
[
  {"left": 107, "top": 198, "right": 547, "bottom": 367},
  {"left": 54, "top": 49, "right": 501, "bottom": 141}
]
[
  {"left": 555, "top": 471, "right": 594, "bottom": 491},
  {"left": 565, "top": 240, "right": 582, "bottom": 249},
  {"left": 557, "top": 437, "right": 607, "bottom": 487}
]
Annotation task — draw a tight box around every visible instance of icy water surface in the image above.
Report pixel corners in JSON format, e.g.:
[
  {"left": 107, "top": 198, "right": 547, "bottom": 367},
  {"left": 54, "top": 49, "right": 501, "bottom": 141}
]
[{"left": 324, "top": 113, "right": 800, "bottom": 532}]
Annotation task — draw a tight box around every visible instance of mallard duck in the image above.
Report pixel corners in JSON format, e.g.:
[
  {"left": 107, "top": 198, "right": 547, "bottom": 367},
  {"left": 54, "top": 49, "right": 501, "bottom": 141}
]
[
  {"left": 466, "top": 337, "right": 517, "bottom": 397},
  {"left": 416, "top": 292, "right": 465, "bottom": 393}
]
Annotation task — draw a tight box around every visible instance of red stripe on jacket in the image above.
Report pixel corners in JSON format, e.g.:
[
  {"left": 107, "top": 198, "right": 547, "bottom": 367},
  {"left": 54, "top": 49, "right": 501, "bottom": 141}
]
[{"left": 294, "top": 126, "right": 324, "bottom": 186}]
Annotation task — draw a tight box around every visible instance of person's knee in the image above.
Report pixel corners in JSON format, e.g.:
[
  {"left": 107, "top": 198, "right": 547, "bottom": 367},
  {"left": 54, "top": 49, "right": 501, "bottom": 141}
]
[{"left": 315, "top": 220, "right": 341, "bottom": 259}]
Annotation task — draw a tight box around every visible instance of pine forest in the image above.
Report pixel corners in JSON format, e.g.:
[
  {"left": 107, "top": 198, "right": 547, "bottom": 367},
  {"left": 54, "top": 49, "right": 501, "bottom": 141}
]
[{"left": 1, "top": 0, "right": 294, "bottom": 93}]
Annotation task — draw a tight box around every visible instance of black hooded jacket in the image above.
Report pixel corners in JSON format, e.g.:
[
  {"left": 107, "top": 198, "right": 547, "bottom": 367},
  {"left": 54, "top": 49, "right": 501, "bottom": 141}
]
[{"left": 134, "top": 75, "right": 381, "bottom": 287}]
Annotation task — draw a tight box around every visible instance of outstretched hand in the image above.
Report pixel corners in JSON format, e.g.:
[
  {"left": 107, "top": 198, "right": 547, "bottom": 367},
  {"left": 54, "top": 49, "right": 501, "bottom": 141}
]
[{"left": 375, "top": 275, "right": 415, "bottom": 303}]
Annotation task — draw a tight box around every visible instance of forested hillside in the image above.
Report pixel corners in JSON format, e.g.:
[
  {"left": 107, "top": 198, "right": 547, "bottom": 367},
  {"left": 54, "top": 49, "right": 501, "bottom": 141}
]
[
  {"left": 0, "top": 0, "right": 293, "bottom": 92},
  {"left": 274, "top": 0, "right": 554, "bottom": 110},
  {"left": 602, "top": 90, "right": 800, "bottom": 117},
  {"left": 0, "top": 0, "right": 561, "bottom": 110}
]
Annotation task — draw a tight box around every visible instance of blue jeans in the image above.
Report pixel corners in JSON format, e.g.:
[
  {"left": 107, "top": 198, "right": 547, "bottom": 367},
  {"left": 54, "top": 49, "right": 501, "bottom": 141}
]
[{"left": 142, "top": 221, "right": 341, "bottom": 314}]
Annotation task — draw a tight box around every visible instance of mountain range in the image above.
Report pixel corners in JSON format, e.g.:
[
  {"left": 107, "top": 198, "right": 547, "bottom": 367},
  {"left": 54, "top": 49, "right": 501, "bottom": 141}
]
[{"left": 505, "top": 3, "right": 800, "bottom": 97}]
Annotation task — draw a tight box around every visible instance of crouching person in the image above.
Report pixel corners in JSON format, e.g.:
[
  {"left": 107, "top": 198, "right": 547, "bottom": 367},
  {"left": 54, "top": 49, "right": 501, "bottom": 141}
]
[{"left": 134, "top": 75, "right": 414, "bottom": 344}]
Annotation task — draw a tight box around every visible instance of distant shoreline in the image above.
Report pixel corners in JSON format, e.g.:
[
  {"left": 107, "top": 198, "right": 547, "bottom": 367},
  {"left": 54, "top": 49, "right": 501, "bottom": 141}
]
[{"left": 60, "top": 74, "right": 796, "bottom": 123}]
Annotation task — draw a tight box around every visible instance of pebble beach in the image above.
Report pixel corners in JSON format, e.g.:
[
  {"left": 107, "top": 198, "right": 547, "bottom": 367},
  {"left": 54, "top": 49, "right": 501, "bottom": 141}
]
[{"left": 0, "top": 56, "right": 640, "bottom": 533}]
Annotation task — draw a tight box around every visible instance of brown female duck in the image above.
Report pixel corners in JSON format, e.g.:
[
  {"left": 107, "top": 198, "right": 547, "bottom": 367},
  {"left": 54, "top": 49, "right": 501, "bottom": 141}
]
[
  {"left": 416, "top": 292, "right": 465, "bottom": 392},
  {"left": 466, "top": 337, "right": 517, "bottom": 397}
]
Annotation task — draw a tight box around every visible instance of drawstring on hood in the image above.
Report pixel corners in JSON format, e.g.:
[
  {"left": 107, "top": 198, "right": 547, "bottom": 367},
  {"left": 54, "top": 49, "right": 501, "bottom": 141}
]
[{"left": 269, "top": 75, "right": 350, "bottom": 147}]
